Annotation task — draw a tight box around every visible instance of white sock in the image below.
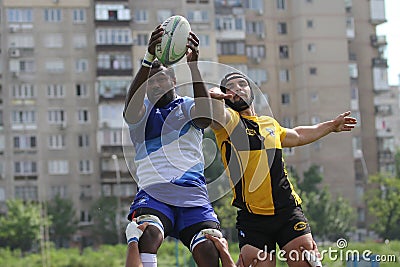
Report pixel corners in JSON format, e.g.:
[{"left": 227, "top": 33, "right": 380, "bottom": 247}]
[{"left": 140, "top": 253, "right": 157, "bottom": 267}]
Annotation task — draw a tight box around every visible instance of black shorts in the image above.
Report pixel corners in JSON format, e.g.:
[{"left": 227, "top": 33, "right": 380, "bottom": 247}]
[{"left": 236, "top": 206, "right": 311, "bottom": 253}]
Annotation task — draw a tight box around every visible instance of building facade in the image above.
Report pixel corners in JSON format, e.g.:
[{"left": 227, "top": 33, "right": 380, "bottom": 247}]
[{"left": 0, "top": 0, "right": 393, "bottom": 244}]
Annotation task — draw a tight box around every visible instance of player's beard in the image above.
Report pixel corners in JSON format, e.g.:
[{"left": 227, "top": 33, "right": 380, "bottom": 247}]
[{"left": 225, "top": 94, "right": 254, "bottom": 112}]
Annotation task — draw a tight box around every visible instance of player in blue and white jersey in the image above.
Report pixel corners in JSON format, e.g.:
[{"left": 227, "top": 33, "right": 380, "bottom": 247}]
[{"left": 123, "top": 25, "right": 221, "bottom": 267}]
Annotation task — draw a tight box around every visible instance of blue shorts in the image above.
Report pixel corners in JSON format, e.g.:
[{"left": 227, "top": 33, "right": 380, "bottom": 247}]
[{"left": 128, "top": 190, "right": 220, "bottom": 247}]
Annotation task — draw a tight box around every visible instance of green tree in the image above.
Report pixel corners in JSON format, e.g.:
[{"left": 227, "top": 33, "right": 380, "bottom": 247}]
[
  {"left": 304, "top": 188, "right": 355, "bottom": 241},
  {"left": 47, "top": 196, "right": 78, "bottom": 248},
  {"left": 90, "top": 196, "right": 123, "bottom": 245},
  {"left": 297, "top": 165, "right": 323, "bottom": 193},
  {"left": 395, "top": 150, "right": 400, "bottom": 178},
  {"left": 0, "top": 199, "right": 44, "bottom": 251},
  {"left": 298, "top": 165, "right": 355, "bottom": 241},
  {"left": 366, "top": 173, "right": 400, "bottom": 239}
]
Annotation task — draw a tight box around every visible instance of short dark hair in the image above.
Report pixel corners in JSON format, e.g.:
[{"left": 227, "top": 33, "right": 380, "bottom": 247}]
[{"left": 151, "top": 60, "right": 175, "bottom": 79}]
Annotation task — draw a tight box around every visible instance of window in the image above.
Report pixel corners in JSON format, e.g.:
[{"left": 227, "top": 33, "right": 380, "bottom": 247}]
[
  {"left": 134, "top": 9, "right": 148, "bottom": 23},
  {"left": 307, "top": 19, "right": 314, "bottom": 28},
  {"left": 45, "top": 60, "right": 64, "bottom": 73},
  {"left": 137, "top": 34, "right": 148, "bottom": 46},
  {"left": 198, "top": 34, "right": 210, "bottom": 47},
  {"left": 7, "top": 8, "right": 33, "bottom": 23},
  {"left": 47, "top": 84, "right": 65, "bottom": 98},
  {"left": 311, "top": 116, "right": 320, "bottom": 124},
  {"left": 277, "top": 22, "right": 287, "bottom": 34},
  {"left": 78, "top": 134, "right": 90, "bottom": 147},
  {"left": 309, "top": 67, "right": 317, "bottom": 75},
  {"left": 279, "top": 69, "right": 289, "bottom": 82},
  {"left": 48, "top": 134, "right": 65, "bottom": 149},
  {"left": 44, "top": 8, "right": 62, "bottom": 22},
  {"left": 97, "top": 54, "right": 132, "bottom": 70},
  {"left": 246, "top": 21, "right": 264, "bottom": 34},
  {"left": 110, "top": 130, "right": 122, "bottom": 145},
  {"left": 96, "top": 28, "right": 133, "bottom": 45},
  {"left": 50, "top": 185, "right": 68, "bottom": 199},
  {"left": 76, "top": 84, "right": 89, "bottom": 97},
  {"left": 157, "top": 10, "right": 172, "bottom": 23},
  {"left": 75, "top": 59, "right": 88, "bottom": 72},
  {"left": 277, "top": 0, "right": 286, "bottom": 10},
  {"left": 9, "top": 35, "right": 34, "bottom": 48},
  {"left": 308, "top": 43, "right": 316, "bottom": 52},
  {"left": 281, "top": 93, "right": 290, "bottom": 104},
  {"left": 246, "top": 45, "right": 266, "bottom": 59},
  {"left": 217, "top": 41, "right": 245, "bottom": 55},
  {"left": 187, "top": 10, "right": 209, "bottom": 23},
  {"left": 279, "top": 45, "right": 289, "bottom": 59},
  {"left": 13, "top": 135, "right": 36, "bottom": 149},
  {"left": 245, "top": 0, "right": 264, "bottom": 10},
  {"left": 11, "top": 84, "right": 35, "bottom": 99},
  {"left": 78, "top": 109, "right": 90, "bottom": 123},
  {"left": 44, "top": 34, "right": 63, "bottom": 48},
  {"left": 10, "top": 60, "right": 35, "bottom": 73},
  {"left": 48, "top": 160, "right": 69, "bottom": 175},
  {"left": 73, "top": 35, "right": 87, "bottom": 48},
  {"left": 79, "top": 160, "right": 92, "bottom": 174},
  {"left": 11, "top": 110, "right": 36, "bottom": 124},
  {"left": 282, "top": 117, "right": 293, "bottom": 128},
  {"left": 15, "top": 161, "right": 37, "bottom": 174},
  {"left": 15, "top": 186, "right": 38, "bottom": 201},
  {"left": 283, "top": 147, "right": 294, "bottom": 155},
  {"left": 73, "top": 9, "right": 86, "bottom": 23},
  {"left": 80, "top": 185, "right": 92, "bottom": 200},
  {"left": 80, "top": 209, "right": 91, "bottom": 223},
  {"left": 48, "top": 109, "right": 65, "bottom": 124}
]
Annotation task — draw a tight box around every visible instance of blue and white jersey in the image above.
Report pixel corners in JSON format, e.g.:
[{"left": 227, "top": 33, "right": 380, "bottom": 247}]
[{"left": 127, "top": 96, "right": 210, "bottom": 207}]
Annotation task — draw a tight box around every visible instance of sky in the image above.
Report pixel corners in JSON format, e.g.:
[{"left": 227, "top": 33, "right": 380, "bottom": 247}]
[{"left": 376, "top": 0, "right": 400, "bottom": 85}]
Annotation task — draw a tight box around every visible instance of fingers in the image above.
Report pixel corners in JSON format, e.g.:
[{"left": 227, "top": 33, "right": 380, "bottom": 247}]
[
  {"left": 148, "top": 27, "right": 164, "bottom": 54},
  {"left": 209, "top": 87, "right": 233, "bottom": 100},
  {"left": 186, "top": 31, "right": 199, "bottom": 60},
  {"left": 137, "top": 222, "right": 149, "bottom": 232}
]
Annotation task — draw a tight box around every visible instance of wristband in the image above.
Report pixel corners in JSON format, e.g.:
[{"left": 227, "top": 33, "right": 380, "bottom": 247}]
[
  {"left": 142, "top": 51, "right": 155, "bottom": 68},
  {"left": 125, "top": 221, "right": 144, "bottom": 244}
]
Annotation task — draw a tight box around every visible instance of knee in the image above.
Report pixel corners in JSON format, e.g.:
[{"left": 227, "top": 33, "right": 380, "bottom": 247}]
[
  {"left": 192, "top": 240, "right": 219, "bottom": 267},
  {"left": 138, "top": 226, "right": 163, "bottom": 253}
]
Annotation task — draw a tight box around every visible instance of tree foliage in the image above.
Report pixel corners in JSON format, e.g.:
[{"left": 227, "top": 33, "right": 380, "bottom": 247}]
[
  {"left": 0, "top": 199, "right": 46, "bottom": 251},
  {"left": 296, "top": 165, "right": 355, "bottom": 241},
  {"left": 366, "top": 173, "right": 400, "bottom": 240},
  {"left": 90, "top": 196, "right": 124, "bottom": 245},
  {"left": 47, "top": 196, "right": 79, "bottom": 248}
]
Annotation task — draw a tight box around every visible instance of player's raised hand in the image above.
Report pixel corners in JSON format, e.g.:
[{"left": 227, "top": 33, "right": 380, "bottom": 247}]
[
  {"left": 186, "top": 32, "right": 200, "bottom": 63},
  {"left": 209, "top": 87, "right": 233, "bottom": 100},
  {"left": 148, "top": 25, "right": 163, "bottom": 55},
  {"left": 332, "top": 111, "right": 357, "bottom": 132}
]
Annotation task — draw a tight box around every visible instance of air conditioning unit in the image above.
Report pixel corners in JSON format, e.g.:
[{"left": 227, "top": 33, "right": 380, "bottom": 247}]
[
  {"left": 9, "top": 48, "right": 20, "bottom": 58},
  {"left": 9, "top": 26, "right": 18, "bottom": 33},
  {"left": 257, "top": 9, "right": 264, "bottom": 15},
  {"left": 258, "top": 33, "right": 265, "bottom": 39},
  {"left": 11, "top": 71, "right": 19, "bottom": 78}
]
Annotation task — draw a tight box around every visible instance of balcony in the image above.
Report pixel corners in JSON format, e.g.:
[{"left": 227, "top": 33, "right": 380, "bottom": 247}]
[
  {"left": 97, "top": 68, "right": 133, "bottom": 76},
  {"left": 378, "top": 151, "right": 394, "bottom": 163},
  {"left": 370, "top": 35, "right": 387, "bottom": 47},
  {"left": 372, "top": 57, "right": 387, "bottom": 67}
]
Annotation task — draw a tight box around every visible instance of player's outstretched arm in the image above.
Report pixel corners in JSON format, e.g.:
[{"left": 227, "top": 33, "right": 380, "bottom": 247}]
[
  {"left": 208, "top": 87, "right": 232, "bottom": 130},
  {"left": 124, "top": 26, "right": 163, "bottom": 124},
  {"left": 187, "top": 32, "right": 212, "bottom": 129},
  {"left": 282, "top": 111, "right": 357, "bottom": 148},
  {"left": 125, "top": 220, "right": 149, "bottom": 267}
]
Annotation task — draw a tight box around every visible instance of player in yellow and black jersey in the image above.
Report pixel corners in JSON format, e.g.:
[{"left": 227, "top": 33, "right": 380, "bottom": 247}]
[{"left": 210, "top": 72, "right": 357, "bottom": 267}]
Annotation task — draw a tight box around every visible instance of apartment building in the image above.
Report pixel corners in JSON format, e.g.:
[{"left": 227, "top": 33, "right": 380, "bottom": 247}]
[{"left": 0, "top": 0, "right": 392, "bottom": 243}]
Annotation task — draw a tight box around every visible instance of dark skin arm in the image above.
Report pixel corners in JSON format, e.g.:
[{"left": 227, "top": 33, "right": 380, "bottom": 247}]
[
  {"left": 187, "top": 32, "right": 212, "bottom": 129},
  {"left": 123, "top": 26, "right": 163, "bottom": 124}
]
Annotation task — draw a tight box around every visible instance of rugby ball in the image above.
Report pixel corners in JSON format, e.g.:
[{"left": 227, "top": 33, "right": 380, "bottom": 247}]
[{"left": 155, "top": 15, "right": 191, "bottom": 66}]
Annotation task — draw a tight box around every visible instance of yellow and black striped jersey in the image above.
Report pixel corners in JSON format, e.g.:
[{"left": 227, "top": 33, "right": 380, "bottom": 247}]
[{"left": 213, "top": 108, "right": 302, "bottom": 215}]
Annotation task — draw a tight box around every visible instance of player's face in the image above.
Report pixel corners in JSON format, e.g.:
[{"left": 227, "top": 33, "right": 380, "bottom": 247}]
[
  {"left": 147, "top": 69, "right": 176, "bottom": 107},
  {"left": 224, "top": 77, "right": 251, "bottom": 104}
]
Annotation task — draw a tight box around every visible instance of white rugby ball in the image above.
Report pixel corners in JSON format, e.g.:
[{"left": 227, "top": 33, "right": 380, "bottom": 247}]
[{"left": 155, "top": 15, "right": 191, "bottom": 66}]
